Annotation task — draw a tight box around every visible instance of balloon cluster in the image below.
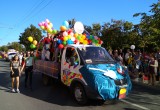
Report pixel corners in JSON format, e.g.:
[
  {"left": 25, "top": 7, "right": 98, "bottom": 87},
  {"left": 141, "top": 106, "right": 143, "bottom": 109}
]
[
  {"left": 28, "top": 36, "right": 38, "bottom": 49},
  {"left": 57, "top": 30, "right": 103, "bottom": 49},
  {"left": 38, "top": 19, "right": 57, "bottom": 34},
  {"left": 38, "top": 20, "right": 103, "bottom": 49}
]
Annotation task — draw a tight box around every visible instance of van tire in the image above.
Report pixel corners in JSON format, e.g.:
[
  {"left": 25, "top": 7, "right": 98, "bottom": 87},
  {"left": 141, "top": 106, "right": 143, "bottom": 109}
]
[
  {"left": 72, "top": 83, "right": 88, "bottom": 105},
  {"left": 42, "top": 74, "right": 50, "bottom": 86}
]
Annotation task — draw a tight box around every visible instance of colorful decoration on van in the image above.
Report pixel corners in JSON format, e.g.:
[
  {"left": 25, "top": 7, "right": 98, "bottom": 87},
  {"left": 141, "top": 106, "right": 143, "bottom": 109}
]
[
  {"left": 62, "top": 71, "right": 83, "bottom": 85},
  {"left": 38, "top": 19, "right": 103, "bottom": 49}
]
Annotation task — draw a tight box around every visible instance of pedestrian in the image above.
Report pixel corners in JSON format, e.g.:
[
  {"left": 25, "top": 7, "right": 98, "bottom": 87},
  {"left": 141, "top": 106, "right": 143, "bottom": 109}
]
[
  {"left": 155, "top": 49, "right": 160, "bottom": 83},
  {"left": 149, "top": 56, "right": 158, "bottom": 85},
  {"left": 10, "top": 55, "right": 21, "bottom": 93},
  {"left": 21, "top": 51, "right": 33, "bottom": 90}
]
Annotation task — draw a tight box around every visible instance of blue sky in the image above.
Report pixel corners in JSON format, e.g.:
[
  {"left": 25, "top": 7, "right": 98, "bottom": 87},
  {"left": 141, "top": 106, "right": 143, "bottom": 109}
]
[{"left": 0, "top": 0, "right": 158, "bottom": 46}]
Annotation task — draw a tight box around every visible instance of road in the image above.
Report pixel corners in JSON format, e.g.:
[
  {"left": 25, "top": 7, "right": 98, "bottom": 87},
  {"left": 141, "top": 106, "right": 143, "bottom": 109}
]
[{"left": 0, "top": 59, "right": 160, "bottom": 110}]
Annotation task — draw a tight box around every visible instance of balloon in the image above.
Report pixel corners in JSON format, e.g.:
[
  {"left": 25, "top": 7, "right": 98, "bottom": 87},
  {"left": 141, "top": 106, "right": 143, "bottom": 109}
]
[
  {"left": 44, "top": 22, "right": 48, "bottom": 28},
  {"left": 63, "top": 36, "right": 68, "bottom": 41},
  {"left": 82, "top": 34, "right": 86, "bottom": 39},
  {"left": 40, "top": 26, "right": 45, "bottom": 30},
  {"left": 71, "top": 37, "right": 75, "bottom": 41},
  {"left": 49, "top": 22, "right": 53, "bottom": 28},
  {"left": 30, "top": 44, "right": 36, "bottom": 49},
  {"left": 68, "top": 29, "right": 72, "bottom": 34},
  {"left": 83, "top": 40, "right": 88, "bottom": 45},
  {"left": 52, "top": 29, "right": 57, "bottom": 34},
  {"left": 46, "top": 19, "right": 50, "bottom": 23},
  {"left": 70, "top": 32, "right": 74, "bottom": 37},
  {"left": 77, "top": 35, "right": 81, "bottom": 40},
  {"left": 47, "top": 28, "right": 52, "bottom": 33},
  {"left": 130, "top": 45, "right": 135, "bottom": 49},
  {"left": 33, "top": 40, "right": 38, "bottom": 45},
  {"left": 57, "top": 39, "right": 62, "bottom": 44},
  {"left": 67, "top": 40, "right": 73, "bottom": 44},
  {"left": 94, "top": 36, "right": 98, "bottom": 40},
  {"left": 62, "top": 41, "right": 67, "bottom": 45},
  {"left": 58, "top": 44, "right": 64, "bottom": 49},
  {"left": 38, "top": 22, "right": 42, "bottom": 26},
  {"left": 74, "top": 33, "right": 78, "bottom": 38},
  {"left": 60, "top": 26, "right": 67, "bottom": 31},
  {"left": 28, "top": 36, "right": 33, "bottom": 42},
  {"left": 62, "top": 21, "right": 69, "bottom": 28},
  {"left": 63, "top": 31, "right": 68, "bottom": 36},
  {"left": 74, "top": 21, "right": 84, "bottom": 34},
  {"left": 67, "top": 35, "right": 71, "bottom": 39},
  {"left": 74, "top": 39, "right": 78, "bottom": 44},
  {"left": 79, "top": 38, "right": 84, "bottom": 43}
]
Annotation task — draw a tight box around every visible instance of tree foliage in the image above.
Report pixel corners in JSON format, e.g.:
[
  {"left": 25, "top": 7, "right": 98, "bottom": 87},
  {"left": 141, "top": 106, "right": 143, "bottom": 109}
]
[{"left": 19, "top": 24, "right": 42, "bottom": 51}]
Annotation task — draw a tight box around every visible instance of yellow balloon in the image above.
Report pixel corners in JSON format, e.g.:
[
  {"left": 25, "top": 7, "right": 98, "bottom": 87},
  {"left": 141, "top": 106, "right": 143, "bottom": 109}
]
[
  {"left": 79, "top": 38, "right": 84, "bottom": 43},
  {"left": 28, "top": 36, "right": 33, "bottom": 42},
  {"left": 47, "top": 28, "right": 52, "bottom": 33},
  {"left": 67, "top": 35, "right": 71, "bottom": 39},
  {"left": 83, "top": 40, "right": 88, "bottom": 45},
  {"left": 82, "top": 35, "right": 86, "bottom": 39},
  {"left": 33, "top": 40, "right": 38, "bottom": 45},
  {"left": 63, "top": 36, "right": 68, "bottom": 41}
]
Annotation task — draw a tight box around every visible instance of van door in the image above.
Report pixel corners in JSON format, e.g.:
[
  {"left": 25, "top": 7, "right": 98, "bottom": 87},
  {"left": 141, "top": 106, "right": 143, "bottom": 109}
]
[{"left": 61, "top": 47, "right": 82, "bottom": 86}]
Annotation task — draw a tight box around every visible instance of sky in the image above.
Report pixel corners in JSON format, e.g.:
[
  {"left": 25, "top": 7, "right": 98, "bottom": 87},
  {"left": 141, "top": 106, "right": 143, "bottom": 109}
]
[{"left": 0, "top": 0, "right": 158, "bottom": 46}]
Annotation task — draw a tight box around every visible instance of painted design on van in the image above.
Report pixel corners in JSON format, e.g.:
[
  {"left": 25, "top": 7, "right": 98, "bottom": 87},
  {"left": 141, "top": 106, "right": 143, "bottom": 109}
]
[{"left": 62, "top": 70, "right": 83, "bottom": 85}]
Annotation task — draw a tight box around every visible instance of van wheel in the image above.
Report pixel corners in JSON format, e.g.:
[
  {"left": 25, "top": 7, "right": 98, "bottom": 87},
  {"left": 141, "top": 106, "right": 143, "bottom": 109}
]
[
  {"left": 72, "top": 83, "right": 88, "bottom": 105},
  {"left": 42, "top": 74, "right": 50, "bottom": 86}
]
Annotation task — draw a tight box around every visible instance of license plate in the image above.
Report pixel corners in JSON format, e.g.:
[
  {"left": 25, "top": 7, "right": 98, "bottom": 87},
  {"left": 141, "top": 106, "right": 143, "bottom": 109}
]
[
  {"left": 119, "top": 88, "right": 126, "bottom": 99},
  {"left": 120, "top": 88, "right": 126, "bottom": 94}
]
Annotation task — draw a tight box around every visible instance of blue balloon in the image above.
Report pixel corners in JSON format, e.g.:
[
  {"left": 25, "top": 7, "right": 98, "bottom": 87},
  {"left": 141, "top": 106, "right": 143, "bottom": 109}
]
[
  {"left": 62, "top": 21, "right": 69, "bottom": 29},
  {"left": 67, "top": 40, "right": 73, "bottom": 44},
  {"left": 57, "top": 39, "right": 62, "bottom": 44}
]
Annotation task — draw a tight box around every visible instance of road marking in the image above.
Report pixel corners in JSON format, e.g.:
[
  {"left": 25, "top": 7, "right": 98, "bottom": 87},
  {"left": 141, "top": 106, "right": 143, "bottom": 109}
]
[{"left": 121, "top": 99, "right": 151, "bottom": 110}]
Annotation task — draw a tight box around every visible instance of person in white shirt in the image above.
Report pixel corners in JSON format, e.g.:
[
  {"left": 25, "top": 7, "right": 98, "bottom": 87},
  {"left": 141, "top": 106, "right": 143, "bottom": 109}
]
[{"left": 21, "top": 51, "right": 33, "bottom": 90}]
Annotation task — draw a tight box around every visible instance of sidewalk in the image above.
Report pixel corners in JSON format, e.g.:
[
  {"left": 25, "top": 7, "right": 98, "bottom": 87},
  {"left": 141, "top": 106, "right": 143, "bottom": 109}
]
[{"left": 131, "top": 78, "right": 160, "bottom": 91}]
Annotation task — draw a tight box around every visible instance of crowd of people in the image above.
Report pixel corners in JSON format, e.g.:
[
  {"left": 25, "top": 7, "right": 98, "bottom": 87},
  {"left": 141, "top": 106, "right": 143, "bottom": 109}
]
[{"left": 110, "top": 48, "right": 160, "bottom": 86}]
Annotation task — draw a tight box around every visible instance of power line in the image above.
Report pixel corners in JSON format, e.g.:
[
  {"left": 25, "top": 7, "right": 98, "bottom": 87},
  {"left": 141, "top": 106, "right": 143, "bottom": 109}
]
[
  {"left": 21, "top": 0, "right": 54, "bottom": 25},
  {"left": 15, "top": 0, "right": 47, "bottom": 27}
]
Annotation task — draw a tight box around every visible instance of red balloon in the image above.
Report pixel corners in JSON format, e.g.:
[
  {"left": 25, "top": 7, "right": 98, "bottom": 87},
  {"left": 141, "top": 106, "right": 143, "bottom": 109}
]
[
  {"left": 74, "top": 39, "right": 78, "bottom": 44},
  {"left": 88, "top": 40, "right": 92, "bottom": 44},
  {"left": 58, "top": 44, "right": 64, "bottom": 49}
]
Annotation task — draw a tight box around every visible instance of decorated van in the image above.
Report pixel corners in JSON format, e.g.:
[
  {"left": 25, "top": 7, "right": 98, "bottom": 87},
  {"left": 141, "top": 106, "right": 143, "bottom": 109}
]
[{"left": 33, "top": 44, "right": 132, "bottom": 104}]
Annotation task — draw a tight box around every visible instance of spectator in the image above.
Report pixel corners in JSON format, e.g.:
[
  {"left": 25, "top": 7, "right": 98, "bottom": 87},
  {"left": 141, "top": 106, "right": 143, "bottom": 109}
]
[
  {"left": 155, "top": 49, "right": 160, "bottom": 83},
  {"left": 149, "top": 56, "right": 158, "bottom": 85},
  {"left": 10, "top": 55, "right": 21, "bottom": 93},
  {"left": 21, "top": 51, "right": 33, "bottom": 90},
  {"left": 125, "top": 49, "right": 130, "bottom": 66}
]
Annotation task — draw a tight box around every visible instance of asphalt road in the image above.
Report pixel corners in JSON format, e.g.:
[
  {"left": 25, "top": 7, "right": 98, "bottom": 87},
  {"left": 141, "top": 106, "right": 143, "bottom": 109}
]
[{"left": 0, "top": 59, "right": 160, "bottom": 110}]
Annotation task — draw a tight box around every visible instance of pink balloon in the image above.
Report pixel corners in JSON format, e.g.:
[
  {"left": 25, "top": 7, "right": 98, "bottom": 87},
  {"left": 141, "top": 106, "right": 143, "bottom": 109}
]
[
  {"left": 70, "top": 32, "right": 74, "bottom": 37},
  {"left": 63, "top": 31, "right": 68, "bottom": 36},
  {"left": 38, "top": 23, "right": 42, "bottom": 26}
]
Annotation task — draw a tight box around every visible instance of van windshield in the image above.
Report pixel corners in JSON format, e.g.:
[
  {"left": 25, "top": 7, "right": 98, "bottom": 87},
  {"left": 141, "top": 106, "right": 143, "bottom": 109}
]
[{"left": 77, "top": 46, "right": 115, "bottom": 64}]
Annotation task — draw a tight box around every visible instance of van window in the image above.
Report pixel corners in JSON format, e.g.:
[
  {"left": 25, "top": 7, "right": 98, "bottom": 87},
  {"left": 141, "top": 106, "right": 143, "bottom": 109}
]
[{"left": 65, "top": 47, "right": 79, "bottom": 66}]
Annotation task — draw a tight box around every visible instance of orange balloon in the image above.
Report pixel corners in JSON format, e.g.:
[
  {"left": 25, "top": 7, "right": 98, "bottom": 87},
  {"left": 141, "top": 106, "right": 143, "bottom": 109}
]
[
  {"left": 33, "top": 40, "right": 38, "bottom": 45},
  {"left": 60, "top": 26, "right": 67, "bottom": 31}
]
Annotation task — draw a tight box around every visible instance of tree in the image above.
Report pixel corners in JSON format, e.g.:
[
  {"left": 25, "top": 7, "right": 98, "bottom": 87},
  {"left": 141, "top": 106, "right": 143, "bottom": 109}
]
[
  {"left": 133, "top": 1, "right": 160, "bottom": 52},
  {"left": 19, "top": 24, "right": 42, "bottom": 51}
]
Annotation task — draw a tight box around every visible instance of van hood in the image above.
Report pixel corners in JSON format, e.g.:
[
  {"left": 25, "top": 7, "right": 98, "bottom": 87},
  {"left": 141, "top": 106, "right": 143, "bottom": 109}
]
[{"left": 79, "top": 63, "right": 132, "bottom": 100}]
